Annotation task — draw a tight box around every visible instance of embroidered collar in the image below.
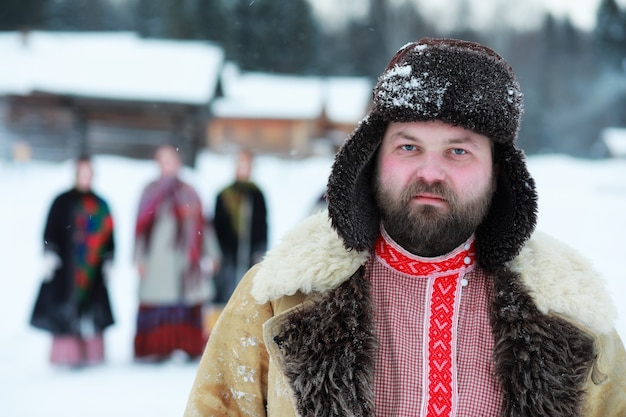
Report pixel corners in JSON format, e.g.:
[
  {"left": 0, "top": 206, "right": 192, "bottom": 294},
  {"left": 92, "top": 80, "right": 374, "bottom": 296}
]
[{"left": 375, "top": 226, "right": 476, "bottom": 277}]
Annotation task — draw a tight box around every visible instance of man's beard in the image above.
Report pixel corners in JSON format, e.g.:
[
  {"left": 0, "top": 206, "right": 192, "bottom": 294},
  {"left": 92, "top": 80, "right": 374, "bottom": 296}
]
[{"left": 374, "top": 177, "right": 494, "bottom": 257}]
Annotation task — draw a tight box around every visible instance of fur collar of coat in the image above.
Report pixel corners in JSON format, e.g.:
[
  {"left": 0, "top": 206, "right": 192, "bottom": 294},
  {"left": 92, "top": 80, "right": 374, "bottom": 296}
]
[{"left": 252, "top": 210, "right": 616, "bottom": 337}]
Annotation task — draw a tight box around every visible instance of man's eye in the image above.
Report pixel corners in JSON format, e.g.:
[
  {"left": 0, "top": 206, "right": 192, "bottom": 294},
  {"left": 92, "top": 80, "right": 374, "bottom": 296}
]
[
  {"left": 401, "top": 144, "right": 416, "bottom": 151},
  {"left": 452, "top": 148, "right": 467, "bottom": 155}
]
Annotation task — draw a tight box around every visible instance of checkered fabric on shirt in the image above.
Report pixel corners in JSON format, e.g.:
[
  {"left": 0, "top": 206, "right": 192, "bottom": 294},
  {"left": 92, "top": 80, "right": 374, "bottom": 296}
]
[{"left": 367, "top": 230, "right": 503, "bottom": 416}]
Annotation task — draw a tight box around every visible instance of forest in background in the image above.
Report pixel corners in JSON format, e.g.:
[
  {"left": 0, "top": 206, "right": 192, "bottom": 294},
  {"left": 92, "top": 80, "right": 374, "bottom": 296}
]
[{"left": 2, "top": 0, "right": 626, "bottom": 157}]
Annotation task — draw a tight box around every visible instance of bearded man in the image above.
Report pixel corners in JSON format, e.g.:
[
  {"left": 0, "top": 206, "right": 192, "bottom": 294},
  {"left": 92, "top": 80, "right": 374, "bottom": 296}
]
[{"left": 184, "top": 38, "right": 626, "bottom": 417}]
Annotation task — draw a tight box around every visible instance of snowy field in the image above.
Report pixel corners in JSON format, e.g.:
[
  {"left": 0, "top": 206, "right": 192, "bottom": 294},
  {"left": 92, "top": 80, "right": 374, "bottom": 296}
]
[{"left": 1, "top": 150, "right": 625, "bottom": 416}]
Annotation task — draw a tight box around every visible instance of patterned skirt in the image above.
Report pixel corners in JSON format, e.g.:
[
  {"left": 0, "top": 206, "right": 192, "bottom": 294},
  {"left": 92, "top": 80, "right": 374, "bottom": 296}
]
[{"left": 133, "top": 304, "right": 207, "bottom": 361}]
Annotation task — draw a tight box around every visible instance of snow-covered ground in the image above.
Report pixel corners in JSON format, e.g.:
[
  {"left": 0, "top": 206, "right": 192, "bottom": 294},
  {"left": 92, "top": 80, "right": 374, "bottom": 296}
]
[{"left": 1, "top": 150, "right": 625, "bottom": 416}]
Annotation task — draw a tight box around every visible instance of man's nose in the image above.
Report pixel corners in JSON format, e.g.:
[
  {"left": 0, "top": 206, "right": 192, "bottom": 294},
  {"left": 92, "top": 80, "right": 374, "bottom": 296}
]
[{"left": 414, "top": 153, "right": 446, "bottom": 183}]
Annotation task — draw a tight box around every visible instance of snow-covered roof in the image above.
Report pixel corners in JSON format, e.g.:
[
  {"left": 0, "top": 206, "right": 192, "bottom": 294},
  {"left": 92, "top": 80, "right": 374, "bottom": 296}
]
[
  {"left": 212, "top": 62, "right": 372, "bottom": 122},
  {"left": 0, "top": 31, "right": 224, "bottom": 105}
]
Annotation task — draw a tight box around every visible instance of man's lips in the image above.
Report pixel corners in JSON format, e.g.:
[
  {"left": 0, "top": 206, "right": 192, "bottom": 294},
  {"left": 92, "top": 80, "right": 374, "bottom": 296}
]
[{"left": 413, "top": 193, "right": 446, "bottom": 205}]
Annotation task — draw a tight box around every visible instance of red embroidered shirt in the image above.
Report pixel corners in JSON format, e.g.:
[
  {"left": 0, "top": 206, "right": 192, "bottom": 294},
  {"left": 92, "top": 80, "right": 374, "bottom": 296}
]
[{"left": 367, "top": 228, "right": 502, "bottom": 416}]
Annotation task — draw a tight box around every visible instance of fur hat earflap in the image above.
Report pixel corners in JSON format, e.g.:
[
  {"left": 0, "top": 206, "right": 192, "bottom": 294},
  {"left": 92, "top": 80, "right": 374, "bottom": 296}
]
[{"left": 327, "top": 38, "right": 537, "bottom": 269}]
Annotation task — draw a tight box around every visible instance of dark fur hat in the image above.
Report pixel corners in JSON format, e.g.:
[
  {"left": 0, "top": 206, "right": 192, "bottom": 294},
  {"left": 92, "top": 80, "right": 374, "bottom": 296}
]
[{"left": 326, "top": 38, "right": 537, "bottom": 271}]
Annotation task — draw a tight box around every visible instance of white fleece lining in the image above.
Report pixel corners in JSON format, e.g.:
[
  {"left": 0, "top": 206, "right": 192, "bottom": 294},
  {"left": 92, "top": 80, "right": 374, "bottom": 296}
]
[
  {"left": 509, "top": 230, "right": 617, "bottom": 335},
  {"left": 251, "top": 211, "right": 369, "bottom": 304}
]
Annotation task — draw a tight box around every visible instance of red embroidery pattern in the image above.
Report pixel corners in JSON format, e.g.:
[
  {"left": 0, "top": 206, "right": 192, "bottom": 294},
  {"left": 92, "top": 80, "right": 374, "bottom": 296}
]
[
  {"left": 375, "top": 231, "right": 476, "bottom": 417},
  {"left": 376, "top": 235, "right": 474, "bottom": 276}
]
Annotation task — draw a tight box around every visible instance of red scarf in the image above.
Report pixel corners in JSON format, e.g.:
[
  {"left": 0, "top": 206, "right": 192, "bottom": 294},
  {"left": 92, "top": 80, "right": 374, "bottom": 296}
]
[{"left": 135, "top": 177, "right": 204, "bottom": 289}]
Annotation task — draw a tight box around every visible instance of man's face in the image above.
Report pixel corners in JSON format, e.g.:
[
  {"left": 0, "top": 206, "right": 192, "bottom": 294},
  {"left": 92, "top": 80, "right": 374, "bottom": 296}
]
[{"left": 374, "top": 120, "right": 496, "bottom": 257}]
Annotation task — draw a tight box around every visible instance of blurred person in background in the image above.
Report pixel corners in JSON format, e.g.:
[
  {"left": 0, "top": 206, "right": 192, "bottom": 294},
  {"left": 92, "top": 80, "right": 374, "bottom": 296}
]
[
  {"left": 30, "top": 155, "right": 115, "bottom": 367},
  {"left": 212, "top": 149, "right": 267, "bottom": 306},
  {"left": 133, "top": 145, "right": 219, "bottom": 362}
]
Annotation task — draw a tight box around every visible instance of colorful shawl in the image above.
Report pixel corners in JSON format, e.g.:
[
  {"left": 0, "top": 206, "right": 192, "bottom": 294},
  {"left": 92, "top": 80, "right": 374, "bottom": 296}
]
[
  {"left": 135, "top": 177, "right": 205, "bottom": 289},
  {"left": 73, "top": 194, "right": 114, "bottom": 305}
]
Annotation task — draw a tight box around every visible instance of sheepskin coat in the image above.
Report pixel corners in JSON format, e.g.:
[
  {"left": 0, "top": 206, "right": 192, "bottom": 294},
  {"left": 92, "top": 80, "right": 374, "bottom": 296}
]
[{"left": 184, "top": 212, "right": 626, "bottom": 417}]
